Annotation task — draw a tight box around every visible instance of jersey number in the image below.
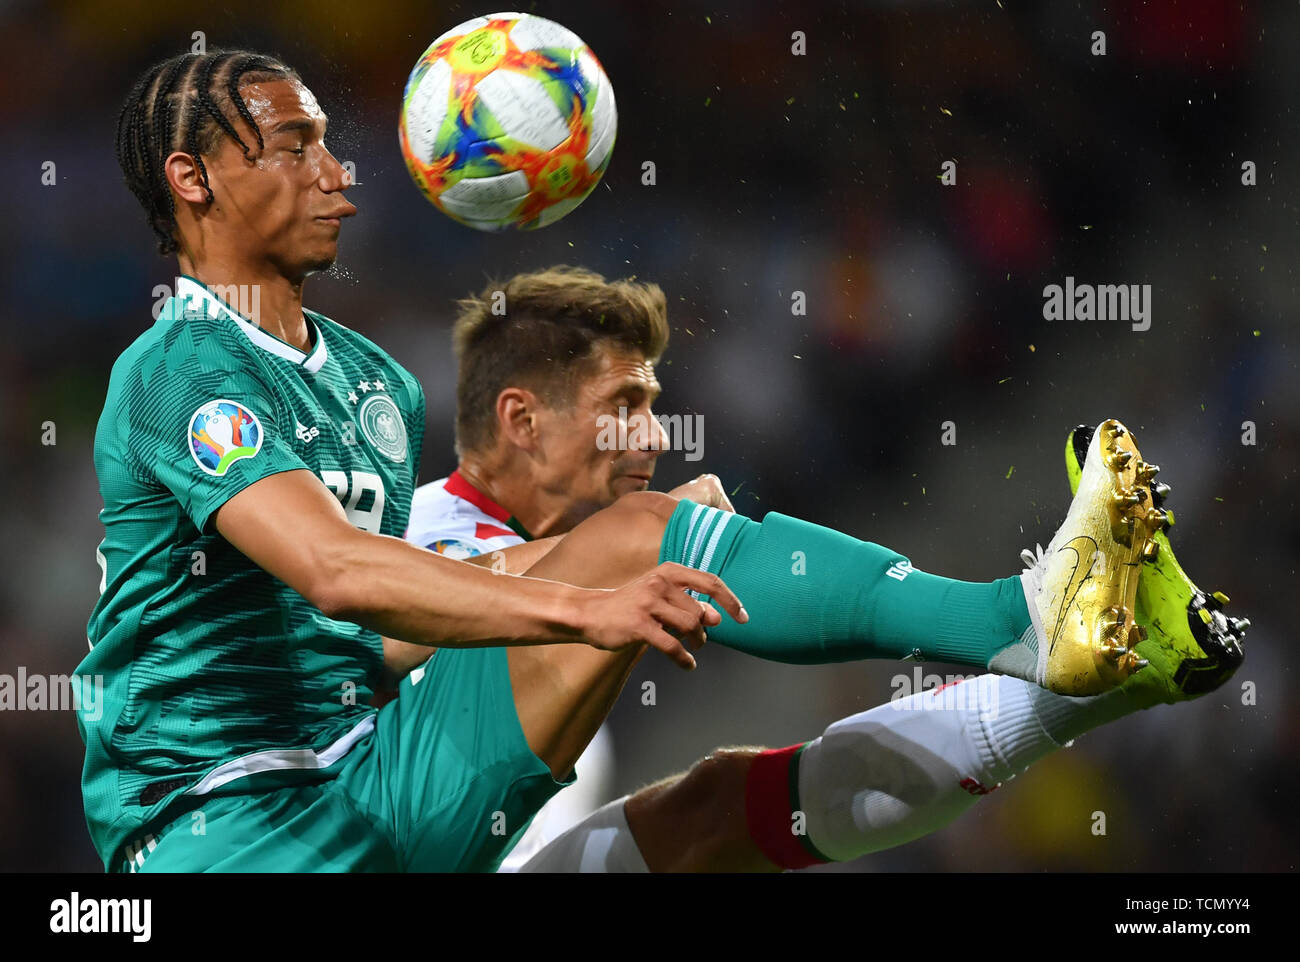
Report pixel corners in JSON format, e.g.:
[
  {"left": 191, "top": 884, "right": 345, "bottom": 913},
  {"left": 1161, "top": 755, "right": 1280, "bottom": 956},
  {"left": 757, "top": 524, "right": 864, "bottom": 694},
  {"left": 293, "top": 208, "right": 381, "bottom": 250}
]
[{"left": 320, "top": 470, "right": 387, "bottom": 533}]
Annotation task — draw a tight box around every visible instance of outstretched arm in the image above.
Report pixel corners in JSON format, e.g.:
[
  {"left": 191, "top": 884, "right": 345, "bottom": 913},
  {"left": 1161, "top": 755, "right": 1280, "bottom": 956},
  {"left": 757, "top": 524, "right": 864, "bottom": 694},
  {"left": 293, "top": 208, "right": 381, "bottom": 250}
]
[{"left": 215, "top": 469, "right": 744, "bottom": 669}]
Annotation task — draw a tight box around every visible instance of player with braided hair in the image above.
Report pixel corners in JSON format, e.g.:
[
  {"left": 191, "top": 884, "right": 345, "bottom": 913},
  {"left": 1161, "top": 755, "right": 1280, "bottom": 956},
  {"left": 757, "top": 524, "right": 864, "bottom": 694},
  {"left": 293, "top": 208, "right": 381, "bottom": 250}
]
[{"left": 116, "top": 51, "right": 303, "bottom": 255}]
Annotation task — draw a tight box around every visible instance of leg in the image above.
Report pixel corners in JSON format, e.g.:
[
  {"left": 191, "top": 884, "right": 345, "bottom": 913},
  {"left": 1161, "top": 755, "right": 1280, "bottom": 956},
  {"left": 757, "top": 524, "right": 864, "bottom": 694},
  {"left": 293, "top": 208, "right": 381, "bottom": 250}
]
[
  {"left": 506, "top": 492, "right": 680, "bottom": 778},
  {"left": 411, "top": 416, "right": 1158, "bottom": 784},
  {"left": 501, "top": 482, "right": 1033, "bottom": 779},
  {"left": 515, "top": 749, "right": 774, "bottom": 873},
  {"left": 623, "top": 749, "right": 774, "bottom": 871},
  {"left": 519, "top": 673, "right": 1156, "bottom": 872},
  {"left": 382, "top": 497, "right": 674, "bottom": 781},
  {"left": 649, "top": 418, "right": 1166, "bottom": 697}
]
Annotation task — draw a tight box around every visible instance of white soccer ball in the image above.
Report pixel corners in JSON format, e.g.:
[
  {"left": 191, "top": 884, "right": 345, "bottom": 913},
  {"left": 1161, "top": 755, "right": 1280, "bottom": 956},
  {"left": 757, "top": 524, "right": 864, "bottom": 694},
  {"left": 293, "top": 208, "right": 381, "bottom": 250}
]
[{"left": 398, "top": 12, "right": 618, "bottom": 231}]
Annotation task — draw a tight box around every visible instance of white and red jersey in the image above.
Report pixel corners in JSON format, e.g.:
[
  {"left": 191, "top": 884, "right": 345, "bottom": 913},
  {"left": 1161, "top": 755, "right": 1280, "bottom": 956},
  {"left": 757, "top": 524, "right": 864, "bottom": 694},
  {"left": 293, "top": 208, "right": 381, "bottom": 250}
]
[
  {"left": 405, "top": 469, "right": 529, "bottom": 558},
  {"left": 402, "top": 468, "right": 616, "bottom": 872}
]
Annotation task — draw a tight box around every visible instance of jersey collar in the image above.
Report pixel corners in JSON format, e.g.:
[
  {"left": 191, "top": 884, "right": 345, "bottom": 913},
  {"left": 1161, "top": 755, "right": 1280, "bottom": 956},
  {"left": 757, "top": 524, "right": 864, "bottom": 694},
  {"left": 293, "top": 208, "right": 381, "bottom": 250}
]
[
  {"left": 444, "top": 469, "right": 534, "bottom": 541},
  {"left": 174, "top": 275, "right": 329, "bottom": 374}
]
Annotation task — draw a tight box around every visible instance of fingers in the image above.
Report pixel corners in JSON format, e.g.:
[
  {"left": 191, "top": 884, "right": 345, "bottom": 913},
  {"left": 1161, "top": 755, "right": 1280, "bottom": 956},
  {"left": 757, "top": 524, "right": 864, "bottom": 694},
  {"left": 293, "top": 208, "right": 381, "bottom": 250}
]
[
  {"left": 645, "top": 625, "right": 697, "bottom": 670},
  {"left": 656, "top": 562, "right": 748, "bottom": 624},
  {"left": 698, "top": 474, "right": 735, "bottom": 513},
  {"left": 651, "top": 597, "right": 704, "bottom": 638},
  {"left": 609, "top": 562, "right": 744, "bottom": 670},
  {"left": 668, "top": 474, "right": 734, "bottom": 513},
  {"left": 644, "top": 580, "right": 710, "bottom": 650},
  {"left": 652, "top": 601, "right": 709, "bottom": 653},
  {"left": 682, "top": 625, "right": 708, "bottom": 652}
]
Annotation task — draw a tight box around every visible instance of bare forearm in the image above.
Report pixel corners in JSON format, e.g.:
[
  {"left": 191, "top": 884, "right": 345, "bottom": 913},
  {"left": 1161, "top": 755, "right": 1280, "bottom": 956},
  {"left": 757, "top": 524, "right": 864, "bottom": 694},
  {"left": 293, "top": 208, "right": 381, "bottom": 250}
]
[
  {"left": 212, "top": 474, "right": 729, "bottom": 671},
  {"left": 322, "top": 529, "right": 594, "bottom": 649}
]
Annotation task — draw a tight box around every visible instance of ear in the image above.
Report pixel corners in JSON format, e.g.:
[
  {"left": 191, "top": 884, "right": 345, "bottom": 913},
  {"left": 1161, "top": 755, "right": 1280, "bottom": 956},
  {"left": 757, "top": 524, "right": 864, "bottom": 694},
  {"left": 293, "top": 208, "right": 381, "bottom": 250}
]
[
  {"left": 164, "top": 150, "right": 213, "bottom": 207},
  {"left": 496, "top": 387, "right": 540, "bottom": 451}
]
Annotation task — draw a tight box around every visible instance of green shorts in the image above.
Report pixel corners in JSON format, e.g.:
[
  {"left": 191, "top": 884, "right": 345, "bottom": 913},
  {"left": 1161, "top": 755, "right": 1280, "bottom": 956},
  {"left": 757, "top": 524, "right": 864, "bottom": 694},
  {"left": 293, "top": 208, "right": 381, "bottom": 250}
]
[{"left": 120, "top": 645, "right": 570, "bottom": 872}]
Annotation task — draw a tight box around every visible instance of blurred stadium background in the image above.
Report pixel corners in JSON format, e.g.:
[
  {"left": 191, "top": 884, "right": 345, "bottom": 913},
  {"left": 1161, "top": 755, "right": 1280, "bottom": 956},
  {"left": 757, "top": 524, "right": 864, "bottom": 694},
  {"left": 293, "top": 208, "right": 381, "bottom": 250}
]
[{"left": 1, "top": 0, "right": 1295, "bottom": 871}]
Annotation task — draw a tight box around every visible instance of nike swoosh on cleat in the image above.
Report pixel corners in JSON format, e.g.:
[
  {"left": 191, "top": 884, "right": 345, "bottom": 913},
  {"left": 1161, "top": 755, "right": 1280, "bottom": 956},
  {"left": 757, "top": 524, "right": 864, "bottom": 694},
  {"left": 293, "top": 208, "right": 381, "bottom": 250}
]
[{"left": 1048, "top": 535, "right": 1100, "bottom": 656}]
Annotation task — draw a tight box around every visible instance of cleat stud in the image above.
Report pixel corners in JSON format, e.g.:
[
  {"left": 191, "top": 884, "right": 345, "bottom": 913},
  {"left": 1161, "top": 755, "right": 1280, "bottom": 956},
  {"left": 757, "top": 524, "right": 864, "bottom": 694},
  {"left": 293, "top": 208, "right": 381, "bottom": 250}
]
[
  {"left": 1134, "top": 658, "right": 1149, "bottom": 670},
  {"left": 1144, "top": 507, "right": 1168, "bottom": 529},
  {"left": 1128, "top": 624, "right": 1148, "bottom": 644},
  {"left": 1151, "top": 481, "right": 1171, "bottom": 506},
  {"left": 1141, "top": 540, "right": 1159, "bottom": 562},
  {"left": 1212, "top": 590, "right": 1231, "bottom": 606},
  {"left": 1230, "top": 617, "right": 1252, "bottom": 632},
  {"left": 1135, "top": 462, "right": 1160, "bottom": 483},
  {"left": 1112, "top": 489, "right": 1142, "bottom": 510},
  {"left": 1198, "top": 608, "right": 1214, "bottom": 626}
]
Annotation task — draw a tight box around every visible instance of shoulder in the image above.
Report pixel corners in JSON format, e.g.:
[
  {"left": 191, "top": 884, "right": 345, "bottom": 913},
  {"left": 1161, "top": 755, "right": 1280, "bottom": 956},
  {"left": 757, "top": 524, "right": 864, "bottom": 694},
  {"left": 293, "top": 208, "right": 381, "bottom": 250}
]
[
  {"left": 105, "top": 311, "right": 270, "bottom": 422},
  {"left": 99, "top": 312, "right": 278, "bottom": 482},
  {"left": 405, "top": 476, "right": 523, "bottom": 554},
  {"left": 406, "top": 477, "right": 468, "bottom": 549}
]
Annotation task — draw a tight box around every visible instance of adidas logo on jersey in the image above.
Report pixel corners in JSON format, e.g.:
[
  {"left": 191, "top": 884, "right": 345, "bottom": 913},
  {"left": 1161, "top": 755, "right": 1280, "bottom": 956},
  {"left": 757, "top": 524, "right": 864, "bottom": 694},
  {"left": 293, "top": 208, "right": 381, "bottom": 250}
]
[
  {"left": 295, "top": 420, "right": 320, "bottom": 443},
  {"left": 886, "top": 559, "right": 915, "bottom": 582}
]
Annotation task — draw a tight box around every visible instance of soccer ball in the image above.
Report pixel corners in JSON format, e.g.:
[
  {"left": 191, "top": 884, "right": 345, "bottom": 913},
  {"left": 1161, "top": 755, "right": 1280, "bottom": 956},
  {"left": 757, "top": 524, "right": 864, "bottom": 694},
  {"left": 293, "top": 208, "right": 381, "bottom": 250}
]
[{"left": 398, "top": 12, "right": 618, "bottom": 231}]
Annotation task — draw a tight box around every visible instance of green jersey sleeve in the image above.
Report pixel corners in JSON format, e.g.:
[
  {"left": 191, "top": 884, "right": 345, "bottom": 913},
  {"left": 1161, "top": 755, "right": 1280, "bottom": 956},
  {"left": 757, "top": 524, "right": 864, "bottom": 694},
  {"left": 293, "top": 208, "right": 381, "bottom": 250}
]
[{"left": 120, "top": 359, "right": 309, "bottom": 534}]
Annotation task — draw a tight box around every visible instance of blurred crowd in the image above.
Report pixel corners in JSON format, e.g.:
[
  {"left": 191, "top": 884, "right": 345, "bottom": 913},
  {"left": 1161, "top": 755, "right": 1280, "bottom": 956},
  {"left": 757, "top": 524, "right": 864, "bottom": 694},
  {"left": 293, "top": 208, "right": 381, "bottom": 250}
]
[{"left": 1, "top": 0, "right": 1294, "bottom": 871}]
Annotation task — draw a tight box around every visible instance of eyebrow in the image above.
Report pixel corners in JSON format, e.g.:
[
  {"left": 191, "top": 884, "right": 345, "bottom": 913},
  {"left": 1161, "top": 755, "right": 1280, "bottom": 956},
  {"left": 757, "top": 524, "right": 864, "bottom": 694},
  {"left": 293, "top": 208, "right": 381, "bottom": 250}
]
[
  {"left": 269, "top": 116, "right": 327, "bottom": 136},
  {"left": 612, "top": 380, "right": 661, "bottom": 402}
]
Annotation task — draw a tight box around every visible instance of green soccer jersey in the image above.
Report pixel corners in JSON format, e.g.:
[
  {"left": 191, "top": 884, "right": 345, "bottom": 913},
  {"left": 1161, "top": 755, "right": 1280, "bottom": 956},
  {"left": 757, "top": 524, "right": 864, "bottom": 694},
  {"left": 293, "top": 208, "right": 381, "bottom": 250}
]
[{"left": 79, "top": 274, "right": 425, "bottom": 869}]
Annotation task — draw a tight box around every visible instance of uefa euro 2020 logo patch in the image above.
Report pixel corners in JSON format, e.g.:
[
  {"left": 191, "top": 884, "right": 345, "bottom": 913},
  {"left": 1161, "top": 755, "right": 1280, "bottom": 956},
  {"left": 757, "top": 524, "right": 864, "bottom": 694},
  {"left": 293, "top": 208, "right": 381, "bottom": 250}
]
[
  {"left": 429, "top": 539, "right": 481, "bottom": 560},
  {"left": 189, "top": 399, "right": 264, "bottom": 477}
]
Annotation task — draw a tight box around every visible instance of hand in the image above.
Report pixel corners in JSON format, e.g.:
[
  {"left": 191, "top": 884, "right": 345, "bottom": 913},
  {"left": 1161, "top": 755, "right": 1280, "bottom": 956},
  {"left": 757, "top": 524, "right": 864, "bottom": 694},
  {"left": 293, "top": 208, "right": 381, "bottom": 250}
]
[
  {"left": 577, "top": 562, "right": 747, "bottom": 669},
  {"left": 668, "top": 473, "right": 734, "bottom": 513}
]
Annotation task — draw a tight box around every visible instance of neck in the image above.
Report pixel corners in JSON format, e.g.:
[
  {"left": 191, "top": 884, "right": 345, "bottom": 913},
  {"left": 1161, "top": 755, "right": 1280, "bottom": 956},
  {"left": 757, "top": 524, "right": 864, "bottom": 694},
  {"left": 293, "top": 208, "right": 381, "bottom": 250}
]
[
  {"left": 178, "top": 253, "right": 311, "bottom": 352},
  {"left": 456, "top": 454, "right": 574, "bottom": 539}
]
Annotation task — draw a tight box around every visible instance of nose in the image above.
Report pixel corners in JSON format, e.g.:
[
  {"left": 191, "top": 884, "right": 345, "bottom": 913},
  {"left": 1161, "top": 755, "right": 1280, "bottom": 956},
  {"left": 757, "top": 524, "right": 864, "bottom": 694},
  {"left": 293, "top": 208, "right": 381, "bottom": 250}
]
[
  {"left": 645, "top": 412, "right": 670, "bottom": 456},
  {"left": 322, "top": 149, "right": 358, "bottom": 200}
]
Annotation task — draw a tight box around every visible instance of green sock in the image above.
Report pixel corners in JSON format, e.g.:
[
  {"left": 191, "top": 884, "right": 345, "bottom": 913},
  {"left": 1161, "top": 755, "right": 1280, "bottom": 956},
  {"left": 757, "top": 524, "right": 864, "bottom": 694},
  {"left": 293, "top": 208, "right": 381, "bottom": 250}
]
[{"left": 660, "top": 500, "right": 1034, "bottom": 669}]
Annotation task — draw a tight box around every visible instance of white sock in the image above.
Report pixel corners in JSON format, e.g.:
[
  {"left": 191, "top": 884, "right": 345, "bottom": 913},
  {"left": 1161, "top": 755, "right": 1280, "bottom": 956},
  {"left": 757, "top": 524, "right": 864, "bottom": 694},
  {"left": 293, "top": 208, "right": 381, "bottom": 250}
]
[
  {"left": 516, "top": 796, "right": 649, "bottom": 873},
  {"left": 798, "top": 674, "right": 1139, "bottom": 862}
]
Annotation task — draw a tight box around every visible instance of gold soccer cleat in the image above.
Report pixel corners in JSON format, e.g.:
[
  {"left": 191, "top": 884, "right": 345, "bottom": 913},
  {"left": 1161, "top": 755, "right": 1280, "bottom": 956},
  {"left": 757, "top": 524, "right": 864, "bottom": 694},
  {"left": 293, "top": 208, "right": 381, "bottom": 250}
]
[
  {"left": 1017, "top": 418, "right": 1164, "bottom": 695},
  {"left": 1065, "top": 424, "right": 1247, "bottom": 704}
]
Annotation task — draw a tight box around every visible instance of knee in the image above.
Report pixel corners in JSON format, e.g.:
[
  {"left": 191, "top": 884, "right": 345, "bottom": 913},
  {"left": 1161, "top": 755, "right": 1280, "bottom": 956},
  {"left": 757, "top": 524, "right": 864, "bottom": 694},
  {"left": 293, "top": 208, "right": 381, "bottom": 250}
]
[
  {"left": 608, "top": 490, "right": 679, "bottom": 528},
  {"left": 591, "top": 490, "right": 678, "bottom": 554}
]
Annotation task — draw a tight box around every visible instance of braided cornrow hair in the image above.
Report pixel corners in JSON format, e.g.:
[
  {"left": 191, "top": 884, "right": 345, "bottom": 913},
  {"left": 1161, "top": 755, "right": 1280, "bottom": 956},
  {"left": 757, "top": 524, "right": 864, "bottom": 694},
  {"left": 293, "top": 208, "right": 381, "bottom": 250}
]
[{"left": 116, "top": 49, "right": 301, "bottom": 255}]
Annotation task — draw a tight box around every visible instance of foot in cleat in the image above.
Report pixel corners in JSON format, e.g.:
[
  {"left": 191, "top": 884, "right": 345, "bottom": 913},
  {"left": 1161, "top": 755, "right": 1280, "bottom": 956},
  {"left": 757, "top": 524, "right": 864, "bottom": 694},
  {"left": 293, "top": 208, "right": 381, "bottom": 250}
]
[
  {"left": 1013, "top": 418, "right": 1163, "bottom": 696},
  {"left": 1065, "top": 424, "right": 1247, "bottom": 705}
]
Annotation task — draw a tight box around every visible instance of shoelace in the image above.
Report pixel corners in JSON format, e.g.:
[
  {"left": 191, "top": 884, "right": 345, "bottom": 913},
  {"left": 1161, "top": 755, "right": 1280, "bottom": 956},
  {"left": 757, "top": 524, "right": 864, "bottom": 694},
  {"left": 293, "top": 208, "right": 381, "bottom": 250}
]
[{"left": 1019, "top": 543, "right": 1046, "bottom": 571}]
